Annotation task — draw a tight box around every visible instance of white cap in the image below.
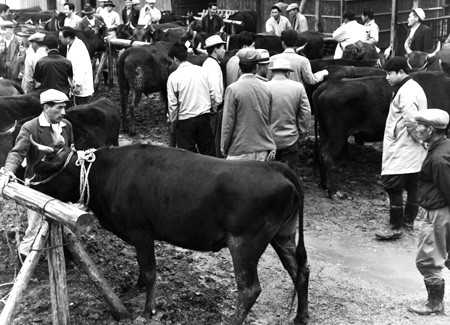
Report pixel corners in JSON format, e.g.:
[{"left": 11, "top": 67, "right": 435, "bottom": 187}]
[
  {"left": 28, "top": 32, "right": 46, "bottom": 42},
  {"left": 132, "top": 0, "right": 141, "bottom": 4},
  {"left": 256, "top": 49, "right": 270, "bottom": 64},
  {"left": 286, "top": 3, "right": 299, "bottom": 12},
  {"left": 412, "top": 8, "right": 426, "bottom": 21},
  {"left": 40, "top": 89, "right": 69, "bottom": 104},
  {"left": 269, "top": 57, "right": 294, "bottom": 72},
  {"left": 204, "top": 34, "right": 226, "bottom": 48},
  {"left": 146, "top": 0, "right": 156, "bottom": 3}
]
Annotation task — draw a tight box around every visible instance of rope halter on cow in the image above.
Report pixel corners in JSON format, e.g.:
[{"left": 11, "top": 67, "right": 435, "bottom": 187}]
[{"left": 75, "top": 149, "right": 97, "bottom": 206}]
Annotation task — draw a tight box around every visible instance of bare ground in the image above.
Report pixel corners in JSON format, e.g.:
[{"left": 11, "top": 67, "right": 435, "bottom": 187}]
[{"left": 1, "top": 82, "right": 449, "bottom": 325}]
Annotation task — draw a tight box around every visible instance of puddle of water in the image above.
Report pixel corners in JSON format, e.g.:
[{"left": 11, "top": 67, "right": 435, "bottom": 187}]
[{"left": 305, "top": 232, "right": 450, "bottom": 296}]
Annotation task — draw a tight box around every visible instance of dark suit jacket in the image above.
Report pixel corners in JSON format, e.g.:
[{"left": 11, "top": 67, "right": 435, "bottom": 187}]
[
  {"left": 201, "top": 14, "right": 224, "bottom": 35},
  {"left": 407, "top": 23, "right": 433, "bottom": 53},
  {"left": 122, "top": 7, "right": 140, "bottom": 26},
  {"left": 0, "top": 36, "right": 22, "bottom": 81},
  {"left": 5, "top": 116, "right": 74, "bottom": 178}
]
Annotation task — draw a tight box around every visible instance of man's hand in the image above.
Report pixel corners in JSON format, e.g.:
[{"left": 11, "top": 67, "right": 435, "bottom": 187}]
[{"left": 0, "top": 168, "right": 16, "bottom": 193}]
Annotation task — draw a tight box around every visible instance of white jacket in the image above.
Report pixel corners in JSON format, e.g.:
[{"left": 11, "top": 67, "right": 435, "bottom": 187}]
[
  {"left": 66, "top": 38, "right": 94, "bottom": 97},
  {"left": 332, "top": 20, "right": 366, "bottom": 59}
]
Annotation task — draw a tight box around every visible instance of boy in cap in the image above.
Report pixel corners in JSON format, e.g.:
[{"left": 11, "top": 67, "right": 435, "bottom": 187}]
[
  {"left": 21, "top": 32, "right": 47, "bottom": 94},
  {"left": 266, "top": 57, "right": 310, "bottom": 170},
  {"left": 408, "top": 108, "right": 450, "bottom": 315},
  {"left": 375, "top": 57, "right": 428, "bottom": 240},
  {"left": 266, "top": 5, "right": 291, "bottom": 36},
  {"left": 203, "top": 34, "right": 226, "bottom": 157},
  {"left": 255, "top": 49, "right": 270, "bottom": 81},
  {"left": 405, "top": 8, "right": 433, "bottom": 53},
  {"left": 287, "top": 3, "right": 308, "bottom": 34},
  {"left": 138, "top": 0, "right": 161, "bottom": 25},
  {"left": 0, "top": 89, "right": 73, "bottom": 263},
  {"left": 221, "top": 49, "right": 276, "bottom": 161}
]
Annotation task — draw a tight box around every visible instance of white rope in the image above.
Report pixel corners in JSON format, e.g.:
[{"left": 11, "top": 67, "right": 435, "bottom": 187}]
[{"left": 75, "top": 149, "right": 97, "bottom": 206}]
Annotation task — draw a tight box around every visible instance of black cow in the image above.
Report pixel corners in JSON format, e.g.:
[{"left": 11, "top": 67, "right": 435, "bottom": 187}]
[
  {"left": 118, "top": 42, "right": 172, "bottom": 134},
  {"left": 32, "top": 144, "right": 309, "bottom": 325},
  {"left": 151, "top": 27, "right": 187, "bottom": 43},
  {"left": 8, "top": 10, "right": 53, "bottom": 24},
  {"left": 226, "top": 10, "right": 257, "bottom": 34},
  {"left": 297, "top": 31, "right": 324, "bottom": 60},
  {"left": 0, "top": 79, "right": 24, "bottom": 96},
  {"left": 132, "top": 21, "right": 185, "bottom": 42},
  {"left": 314, "top": 71, "right": 450, "bottom": 196},
  {"left": 159, "top": 12, "right": 187, "bottom": 25},
  {"left": 341, "top": 41, "right": 378, "bottom": 61}
]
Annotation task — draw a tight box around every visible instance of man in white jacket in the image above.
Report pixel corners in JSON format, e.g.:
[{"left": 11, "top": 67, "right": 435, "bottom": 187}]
[
  {"left": 332, "top": 10, "right": 366, "bottom": 59},
  {"left": 59, "top": 27, "right": 94, "bottom": 105}
]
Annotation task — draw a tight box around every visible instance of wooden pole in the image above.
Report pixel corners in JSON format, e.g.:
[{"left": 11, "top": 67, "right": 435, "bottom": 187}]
[
  {"left": 63, "top": 227, "right": 130, "bottom": 320},
  {"left": 299, "top": 0, "right": 308, "bottom": 14},
  {"left": 1, "top": 182, "right": 93, "bottom": 234},
  {"left": 108, "top": 39, "right": 151, "bottom": 48},
  {"left": 48, "top": 221, "right": 70, "bottom": 325},
  {"left": 255, "top": 0, "right": 262, "bottom": 33},
  {"left": 390, "top": 0, "right": 397, "bottom": 56},
  {"left": 108, "top": 42, "right": 114, "bottom": 89},
  {"left": 0, "top": 221, "right": 50, "bottom": 325},
  {"left": 315, "top": 0, "right": 321, "bottom": 31},
  {"left": 94, "top": 52, "right": 107, "bottom": 91}
]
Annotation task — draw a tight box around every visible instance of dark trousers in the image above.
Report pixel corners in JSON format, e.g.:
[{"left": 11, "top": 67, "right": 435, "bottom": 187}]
[
  {"left": 210, "top": 105, "right": 223, "bottom": 158},
  {"left": 175, "top": 113, "right": 215, "bottom": 156},
  {"left": 381, "top": 173, "right": 420, "bottom": 207},
  {"left": 275, "top": 142, "right": 299, "bottom": 170},
  {"left": 74, "top": 95, "right": 92, "bottom": 106}
]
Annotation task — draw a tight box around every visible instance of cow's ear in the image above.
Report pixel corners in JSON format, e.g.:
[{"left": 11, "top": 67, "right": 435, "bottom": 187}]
[{"left": 34, "top": 160, "right": 61, "bottom": 178}]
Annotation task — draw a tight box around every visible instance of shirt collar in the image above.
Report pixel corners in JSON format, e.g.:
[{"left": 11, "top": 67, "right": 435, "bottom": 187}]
[
  {"left": 39, "top": 112, "right": 66, "bottom": 128},
  {"left": 284, "top": 48, "right": 296, "bottom": 53}
]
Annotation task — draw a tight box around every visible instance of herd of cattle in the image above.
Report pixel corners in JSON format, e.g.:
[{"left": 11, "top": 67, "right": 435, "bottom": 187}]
[{"left": 2, "top": 6, "right": 450, "bottom": 324}]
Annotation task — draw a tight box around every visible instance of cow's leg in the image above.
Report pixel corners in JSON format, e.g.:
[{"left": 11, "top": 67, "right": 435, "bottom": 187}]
[
  {"left": 135, "top": 243, "right": 157, "bottom": 317},
  {"left": 130, "top": 90, "right": 142, "bottom": 135},
  {"left": 120, "top": 88, "right": 129, "bottom": 133},
  {"left": 228, "top": 240, "right": 266, "bottom": 325},
  {"left": 320, "top": 134, "right": 347, "bottom": 197},
  {"left": 271, "top": 232, "right": 309, "bottom": 325}
]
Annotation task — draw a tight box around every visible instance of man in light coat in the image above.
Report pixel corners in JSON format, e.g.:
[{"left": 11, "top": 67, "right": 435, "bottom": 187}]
[
  {"left": 375, "top": 57, "right": 428, "bottom": 240},
  {"left": 21, "top": 33, "right": 47, "bottom": 94},
  {"left": 287, "top": 3, "right": 308, "bottom": 34},
  {"left": 332, "top": 10, "right": 366, "bottom": 59},
  {"left": 59, "top": 27, "right": 94, "bottom": 105},
  {"left": 266, "top": 5, "right": 291, "bottom": 36},
  {"left": 138, "top": 0, "right": 161, "bottom": 25}
]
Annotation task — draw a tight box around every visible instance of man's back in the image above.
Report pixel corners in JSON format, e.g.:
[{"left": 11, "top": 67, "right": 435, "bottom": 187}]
[
  {"left": 271, "top": 49, "right": 318, "bottom": 84},
  {"left": 34, "top": 51, "right": 73, "bottom": 96}
]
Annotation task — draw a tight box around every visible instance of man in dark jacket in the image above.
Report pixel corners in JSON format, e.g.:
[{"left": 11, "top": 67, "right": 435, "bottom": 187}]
[
  {"left": 122, "top": 0, "right": 140, "bottom": 26},
  {"left": 408, "top": 108, "right": 450, "bottom": 316},
  {"left": 201, "top": 2, "right": 223, "bottom": 35},
  {"left": 404, "top": 8, "right": 433, "bottom": 53}
]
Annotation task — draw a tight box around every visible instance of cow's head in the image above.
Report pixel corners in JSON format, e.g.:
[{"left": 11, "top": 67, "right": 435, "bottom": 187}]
[
  {"left": 405, "top": 41, "right": 441, "bottom": 70},
  {"left": 116, "top": 23, "right": 134, "bottom": 40},
  {"left": 342, "top": 41, "right": 378, "bottom": 61},
  {"left": 133, "top": 24, "right": 154, "bottom": 42}
]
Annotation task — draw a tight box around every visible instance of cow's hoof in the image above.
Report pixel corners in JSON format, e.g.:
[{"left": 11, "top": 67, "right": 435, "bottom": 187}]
[{"left": 293, "top": 314, "right": 309, "bottom": 325}]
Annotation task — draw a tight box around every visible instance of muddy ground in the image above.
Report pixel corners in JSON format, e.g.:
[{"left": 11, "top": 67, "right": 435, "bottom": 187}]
[{"left": 1, "top": 81, "right": 449, "bottom": 325}]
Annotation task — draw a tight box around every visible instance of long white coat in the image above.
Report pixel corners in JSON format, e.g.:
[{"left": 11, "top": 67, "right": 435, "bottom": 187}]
[{"left": 66, "top": 37, "right": 94, "bottom": 97}]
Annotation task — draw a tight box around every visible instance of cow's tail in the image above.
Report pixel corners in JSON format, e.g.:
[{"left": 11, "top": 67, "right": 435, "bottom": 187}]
[{"left": 312, "top": 83, "right": 323, "bottom": 174}]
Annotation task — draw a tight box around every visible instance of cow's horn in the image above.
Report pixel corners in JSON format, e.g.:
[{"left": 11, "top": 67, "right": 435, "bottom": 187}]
[
  {"left": 39, "top": 19, "right": 42, "bottom": 24},
  {"left": 427, "top": 41, "right": 441, "bottom": 60},
  {"left": 25, "top": 19, "right": 33, "bottom": 25},
  {"left": 405, "top": 37, "right": 412, "bottom": 54},
  {"left": 30, "top": 135, "right": 54, "bottom": 154},
  {"left": 0, "top": 120, "right": 17, "bottom": 136},
  {"left": 144, "top": 23, "right": 148, "bottom": 29},
  {"left": 295, "top": 42, "right": 308, "bottom": 54},
  {"left": 129, "top": 23, "right": 135, "bottom": 30}
]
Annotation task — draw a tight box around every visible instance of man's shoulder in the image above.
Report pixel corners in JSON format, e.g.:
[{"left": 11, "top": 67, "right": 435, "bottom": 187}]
[{"left": 22, "top": 117, "right": 39, "bottom": 130}]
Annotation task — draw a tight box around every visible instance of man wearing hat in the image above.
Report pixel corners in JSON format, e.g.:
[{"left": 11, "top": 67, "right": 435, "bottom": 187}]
[
  {"left": 202, "top": 34, "right": 226, "bottom": 157},
  {"left": 266, "top": 57, "right": 310, "bottom": 169},
  {"left": 79, "top": 4, "right": 106, "bottom": 33},
  {"left": 63, "top": 3, "right": 83, "bottom": 29},
  {"left": 34, "top": 34, "right": 73, "bottom": 97},
  {"left": 226, "top": 31, "right": 255, "bottom": 86},
  {"left": 269, "top": 29, "right": 327, "bottom": 84},
  {"left": 138, "top": 0, "right": 161, "bottom": 25},
  {"left": 408, "top": 108, "right": 450, "bottom": 315},
  {"left": 21, "top": 33, "right": 47, "bottom": 94},
  {"left": 0, "top": 89, "right": 73, "bottom": 263},
  {"left": 166, "top": 42, "right": 215, "bottom": 156},
  {"left": 0, "top": 21, "right": 25, "bottom": 82},
  {"left": 122, "top": 0, "right": 140, "bottom": 26},
  {"left": 201, "top": 2, "right": 223, "bottom": 35},
  {"left": 404, "top": 8, "right": 433, "bottom": 53},
  {"left": 103, "top": 1, "right": 121, "bottom": 30},
  {"left": 287, "top": 3, "right": 308, "bottom": 34},
  {"left": 375, "top": 57, "right": 428, "bottom": 240},
  {"left": 221, "top": 49, "right": 276, "bottom": 161},
  {"left": 255, "top": 49, "right": 270, "bottom": 82},
  {"left": 266, "top": 5, "right": 291, "bottom": 36},
  {"left": 332, "top": 10, "right": 366, "bottom": 59}
]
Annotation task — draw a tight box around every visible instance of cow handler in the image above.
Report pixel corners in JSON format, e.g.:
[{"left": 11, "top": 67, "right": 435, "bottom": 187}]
[
  {"left": 408, "top": 108, "right": 450, "bottom": 315},
  {"left": 375, "top": 57, "right": 427, "bottom": 240},
  {"left": 0, "top": 89, "right": 74, "bottom": 264}
]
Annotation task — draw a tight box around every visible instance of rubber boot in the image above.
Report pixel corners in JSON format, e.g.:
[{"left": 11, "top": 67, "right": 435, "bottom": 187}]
[
  {"left": 403, "top": 201, "right": 419, "bottom": 230},
  {"left": 375, "top": 206, "right": 403, "bottom": 240},
  {"left": 409, "top": 279, "right": 445, "bottom": 315}
]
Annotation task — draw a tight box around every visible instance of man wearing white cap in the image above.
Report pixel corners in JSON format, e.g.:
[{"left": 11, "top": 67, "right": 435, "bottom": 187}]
[
  {"left": 203, "top": 34, "right": 226, "bottom": 157},
  {"left": 221, "top": 49, "right": 276, "bottom": 161},
  {"left": 287, "top": 3, "right": 308, "bottom": 34},
  {"left": 138, "top": 0, "right": 161, "bottom": 25},
  {"left": 21, "top": 32, "right": 47, "bottom": 94},
  {"left": 255, "top": 48, "right": 270, "bottom": 82},
  {"left": 404, "top": 8, "right": 433, "bottom": 53},
  {"left": 0, "top": 89, "right": 73, "bottom": 263},
  {"left": 408, "top": 108, "right": 450, "bottom": 316},
  {"left": 266, "top": 57, "right": 310, "bottom": 169}
]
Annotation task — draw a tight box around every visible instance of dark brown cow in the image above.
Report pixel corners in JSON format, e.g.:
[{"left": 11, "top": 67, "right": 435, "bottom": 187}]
[
  {"left": 32, "top": 144, "right": 309, "bottom": 325},
  {"left": 0, "top": 79, "right": 24, "bottom": 96}
]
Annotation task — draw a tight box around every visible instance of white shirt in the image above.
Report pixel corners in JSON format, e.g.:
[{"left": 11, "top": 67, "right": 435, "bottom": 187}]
[
  {"left": 332, "top": 20, "right": 366, "bottom": 59},
  {"left": 66, "top": 38, "right": 94, "bottom": 97},
  {"left": 22, "top": 47, "right": 47, "bottom": 94},
  {"left": 202, "top": 56, "right": 223, "bottom": 109},
  {"left": 265, "top": 16, "right": 291, "bottom": 36},
  {"left": 364, "top": 19, "right": 379, "bottom": 45},
  {"left": 64, "top": 14, "right": 83, "bottom": 29},
  {"left": 38, "top": 113, "right": 66, "bottom": 144},
  {"left": 103, "top": 10, "right": 121, "bottom": 28},
  {"left": 138, "top": 5, "right": 161, "bottom": 25},
  {"left": 167, "top": 62, "right": 212, "bottom": 122}
]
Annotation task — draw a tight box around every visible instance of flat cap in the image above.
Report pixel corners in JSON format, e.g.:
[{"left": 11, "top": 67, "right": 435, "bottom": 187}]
[
  {"left": 28, "top": 32, "right": 46, "bottom": 42},
  {"left": 256, "top": 49, "right": 270, "bottom": 64},
  {"left": 0, "top": 21, "right": 15, "bottom": 28},
  {"left": 205, "top": 34, "right": 226, "bottom": 48},
  {"left": 286, "top": 3, "right": 299, "bottom": 12},
  {"left": 146, "top": 0, "right": 156, "bottom": 3},
  {"left": 415, "top": 109, "right": 449, "bottom": 129},
  {"left": 40, "top": 89, "right": 69, "bottom": 104},
  {"left": 238, "top": 48, "right": 260, "bottom": 64},
  {"left": 412, "top": 8, "right": 426, "bottom": 21},
  {"left": 269, "top": 57, "right": 293, "bottom": 72},
  {"left": 132, "top": 0, "right": 141, "bottom": 4},
  {"left": 383, "top": 57, "right": 409, "bottom": 72}
]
